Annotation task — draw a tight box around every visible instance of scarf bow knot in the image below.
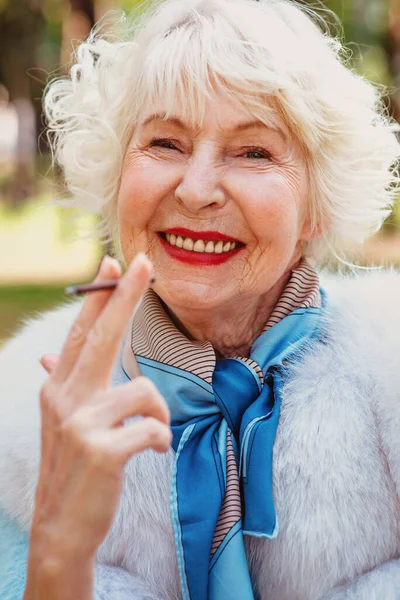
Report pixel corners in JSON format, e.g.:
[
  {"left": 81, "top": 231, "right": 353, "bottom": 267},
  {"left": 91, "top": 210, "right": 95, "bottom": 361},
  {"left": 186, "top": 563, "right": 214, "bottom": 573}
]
[{"left": 212, "top": 358, "right": 278, "bottom": 533}]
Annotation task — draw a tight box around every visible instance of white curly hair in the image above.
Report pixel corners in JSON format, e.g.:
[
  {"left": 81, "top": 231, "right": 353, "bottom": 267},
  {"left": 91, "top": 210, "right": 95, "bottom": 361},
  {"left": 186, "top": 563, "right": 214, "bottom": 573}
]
[{"left": 44, "top": 0, "right": 400, "bottom": 264}]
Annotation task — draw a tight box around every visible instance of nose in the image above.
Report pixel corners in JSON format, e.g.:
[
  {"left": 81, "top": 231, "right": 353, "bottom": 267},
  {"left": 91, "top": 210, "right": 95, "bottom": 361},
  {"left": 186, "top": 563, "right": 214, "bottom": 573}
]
[{"left": 174, "top": 148, "right": 227, "bottom": 213}]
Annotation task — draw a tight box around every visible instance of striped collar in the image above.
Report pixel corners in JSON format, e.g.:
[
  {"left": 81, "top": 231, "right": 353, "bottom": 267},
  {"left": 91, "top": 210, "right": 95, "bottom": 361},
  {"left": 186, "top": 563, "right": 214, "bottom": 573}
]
[{"left": 123, "top": 259, "right": 321, "bottom": 385}]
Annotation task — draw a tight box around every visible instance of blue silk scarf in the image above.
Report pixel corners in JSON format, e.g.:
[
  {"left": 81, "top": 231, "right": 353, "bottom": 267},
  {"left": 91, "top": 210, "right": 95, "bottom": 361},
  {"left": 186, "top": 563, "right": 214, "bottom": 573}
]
[{"left": 121, "top": 288, "right": 324, "bottom": 600}]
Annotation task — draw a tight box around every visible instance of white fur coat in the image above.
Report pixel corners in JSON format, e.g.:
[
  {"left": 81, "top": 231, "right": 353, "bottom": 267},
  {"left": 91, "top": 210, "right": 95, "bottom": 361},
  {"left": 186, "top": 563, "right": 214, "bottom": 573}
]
[{"left": 0, "top": 271, "right": 399, "bottom": 600}]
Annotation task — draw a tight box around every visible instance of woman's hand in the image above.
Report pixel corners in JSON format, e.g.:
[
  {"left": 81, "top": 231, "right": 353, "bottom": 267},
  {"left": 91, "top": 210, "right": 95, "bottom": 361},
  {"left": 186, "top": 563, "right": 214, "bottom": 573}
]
[{"left": 24, "top": 254, "right": 172, "bottom": 600}]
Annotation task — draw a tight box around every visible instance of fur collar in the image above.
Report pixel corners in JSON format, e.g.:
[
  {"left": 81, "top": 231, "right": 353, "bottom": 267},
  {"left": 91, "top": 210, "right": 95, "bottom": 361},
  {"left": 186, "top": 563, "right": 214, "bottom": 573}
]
[{"left": 0, "top": 269, "right": 399, "bottom": 600}]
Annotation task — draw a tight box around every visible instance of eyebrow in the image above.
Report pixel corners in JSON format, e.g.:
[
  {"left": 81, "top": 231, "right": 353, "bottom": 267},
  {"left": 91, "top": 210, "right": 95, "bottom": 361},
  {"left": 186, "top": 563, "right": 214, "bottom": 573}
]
[
  {"left": 141, "top": 113, "right": 285, "bottom": 138},
  {"left": 142, "top": 114, "right": 186, "bottom": 128}
]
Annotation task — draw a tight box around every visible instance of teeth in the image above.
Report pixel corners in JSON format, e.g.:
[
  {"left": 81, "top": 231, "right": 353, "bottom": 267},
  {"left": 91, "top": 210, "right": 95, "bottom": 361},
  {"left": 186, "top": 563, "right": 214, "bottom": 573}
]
[
  {"left": 214, "top": 241, "right": 223, "bottom": 254},
  {"left": 183, "top": 237, "right": 194, "bottom": 251},
  {"left": 205, "top": 241, "right": 215, "bottom": 253},
  {"left": 193, "top": 240, "right": 205, "bottom": 253},
  {"left": 164, "top": 234, "right": 238, "bottom": 254}
]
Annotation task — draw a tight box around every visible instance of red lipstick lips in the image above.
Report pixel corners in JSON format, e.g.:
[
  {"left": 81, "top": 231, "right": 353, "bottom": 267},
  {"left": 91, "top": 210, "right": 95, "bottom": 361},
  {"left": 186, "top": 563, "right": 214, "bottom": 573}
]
[{"left": 158, "top": 228, "right": 243, "bottom": 266}]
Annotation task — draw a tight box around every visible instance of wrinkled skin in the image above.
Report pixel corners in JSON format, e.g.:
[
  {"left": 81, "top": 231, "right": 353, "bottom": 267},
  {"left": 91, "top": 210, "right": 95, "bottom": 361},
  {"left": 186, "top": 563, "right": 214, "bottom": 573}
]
[{"left": 118, "top": 89, "right": 317, "bottom": 356}]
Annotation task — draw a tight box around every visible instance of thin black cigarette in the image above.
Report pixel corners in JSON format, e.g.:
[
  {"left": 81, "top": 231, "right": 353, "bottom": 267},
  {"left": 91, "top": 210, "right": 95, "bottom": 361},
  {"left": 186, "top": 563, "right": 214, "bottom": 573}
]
[{"left": 65, "top": 275, "right": 155, "bottom": 296}]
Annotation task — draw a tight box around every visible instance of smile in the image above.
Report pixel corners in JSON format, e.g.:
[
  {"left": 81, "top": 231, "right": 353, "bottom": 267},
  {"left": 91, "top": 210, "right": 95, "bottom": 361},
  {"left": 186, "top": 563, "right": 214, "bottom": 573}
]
[
  {"left": 158, "top": 229, "right": 244, "bottom": 266},
  {"left": 163, "top": 233, "right": 238, "bottom": 254}
]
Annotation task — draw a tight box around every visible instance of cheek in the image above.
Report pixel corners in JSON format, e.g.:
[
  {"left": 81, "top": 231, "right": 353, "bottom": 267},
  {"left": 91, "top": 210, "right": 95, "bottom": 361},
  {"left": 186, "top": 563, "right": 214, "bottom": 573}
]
[
  {"left": 117, "top": 160, "right": 167, "bottom": 261},
  {"left": 118, "top": 157, "right": 177, "bottom": 230},
  {"left": 118, "top": 166, "right": 160, "bottom": 228},
  {"left": 233, "top": 171, "right": 307, "bottom": 243}
]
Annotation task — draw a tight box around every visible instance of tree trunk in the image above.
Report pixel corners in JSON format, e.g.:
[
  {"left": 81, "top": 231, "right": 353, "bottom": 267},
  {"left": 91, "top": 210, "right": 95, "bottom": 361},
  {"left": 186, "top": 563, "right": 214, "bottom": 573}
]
[
  {"left": 0, "top": 0, "right": 44, "bottom": 206},
  {"left": 387, "top": 0, "right": 400, "bottom": 122}
]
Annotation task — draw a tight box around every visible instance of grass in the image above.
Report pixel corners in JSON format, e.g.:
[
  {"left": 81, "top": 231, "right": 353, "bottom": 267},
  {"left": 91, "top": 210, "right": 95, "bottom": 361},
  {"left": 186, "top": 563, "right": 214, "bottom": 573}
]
[
  {"left": 0, "top": 191, "right": 100, "bottom": 285},
  {"left": 0, "top": 189, "right": 100, "bottom": 346},
  {"left": 0, "top": 285, "right": 67, "bottom": 346}
]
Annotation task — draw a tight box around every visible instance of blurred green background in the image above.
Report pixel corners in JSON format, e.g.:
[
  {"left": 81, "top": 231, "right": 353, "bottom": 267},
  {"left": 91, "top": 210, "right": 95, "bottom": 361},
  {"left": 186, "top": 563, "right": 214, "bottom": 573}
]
[{"left": 0, "top": 0, "right": 399, "bottom": 346}]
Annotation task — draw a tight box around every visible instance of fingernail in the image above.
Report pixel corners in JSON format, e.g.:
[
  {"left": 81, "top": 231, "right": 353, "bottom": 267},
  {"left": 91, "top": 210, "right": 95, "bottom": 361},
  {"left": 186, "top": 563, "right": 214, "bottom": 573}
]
[
  {"left": 103, "top": 255, "right": 120, "bottom": 269},
  {"left": 129, "top": 253, "right": 153, "bottom": 275},
  {"left": 134, "top": 252, "right": 152, "bottom": 267},
  {"left": 97, "top": 255, "right": 120, "bottom": 277},
  {"left": 39, "top": 355, "right": 54, "bottom": 371},
  {"left": 96, "top": 255, "right": 109, "bottom": 277}
]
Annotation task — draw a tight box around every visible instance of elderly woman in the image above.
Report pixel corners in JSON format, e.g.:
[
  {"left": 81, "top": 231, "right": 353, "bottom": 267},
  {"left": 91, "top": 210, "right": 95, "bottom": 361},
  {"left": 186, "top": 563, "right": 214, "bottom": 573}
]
[{"left": 0, "top": 0, "right": 400, "bottom": 599}]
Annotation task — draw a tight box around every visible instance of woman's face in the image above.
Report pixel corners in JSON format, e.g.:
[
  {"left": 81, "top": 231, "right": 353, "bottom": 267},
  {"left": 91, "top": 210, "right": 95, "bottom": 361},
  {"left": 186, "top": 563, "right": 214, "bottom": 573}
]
[{"left": 118, "top": 89, "right": 315, "bottom": 313}]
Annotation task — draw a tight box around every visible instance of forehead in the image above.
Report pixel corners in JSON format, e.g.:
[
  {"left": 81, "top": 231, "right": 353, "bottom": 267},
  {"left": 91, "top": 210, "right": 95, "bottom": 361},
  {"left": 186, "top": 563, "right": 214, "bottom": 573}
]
[{"left": 136, "top": 87, "right": 289, "bottom": 138}]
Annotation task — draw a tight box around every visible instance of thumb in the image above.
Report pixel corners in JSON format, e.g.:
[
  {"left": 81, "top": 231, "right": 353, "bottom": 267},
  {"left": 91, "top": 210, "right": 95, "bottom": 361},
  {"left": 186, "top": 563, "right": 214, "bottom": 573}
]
[{"left": 40, "top": 354, "right": 60, "bottom": 374}]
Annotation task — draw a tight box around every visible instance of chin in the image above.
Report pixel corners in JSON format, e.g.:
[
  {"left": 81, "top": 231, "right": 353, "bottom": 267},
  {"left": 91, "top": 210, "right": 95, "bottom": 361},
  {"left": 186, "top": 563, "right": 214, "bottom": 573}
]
[{"left": 156, "top": 279, "right": 232, "bottom": 313}]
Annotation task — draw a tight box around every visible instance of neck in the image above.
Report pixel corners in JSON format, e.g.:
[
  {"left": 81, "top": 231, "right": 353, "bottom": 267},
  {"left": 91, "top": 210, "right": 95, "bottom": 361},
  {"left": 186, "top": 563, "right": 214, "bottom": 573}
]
[{"left": 167, "top": 266, "right": 293, "bottom": 358}]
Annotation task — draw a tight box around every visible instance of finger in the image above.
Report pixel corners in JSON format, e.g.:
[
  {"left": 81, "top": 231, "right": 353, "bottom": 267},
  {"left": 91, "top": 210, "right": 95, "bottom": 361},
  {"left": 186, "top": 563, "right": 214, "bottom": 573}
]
[
  {"left": 51, "top": 256, "right": 122, "bottom": 384},
  {"left": 105, "top": 417, "right": 172, "bottom": 460},
  {"left": 69, "top": 253, "right": 153, "bottom": 391},
  {"left": 40, "top": 354, "right": 60, "bottom": 374},
  {"left": 73, "top": 378, "right": 171, "bottom": 428}
]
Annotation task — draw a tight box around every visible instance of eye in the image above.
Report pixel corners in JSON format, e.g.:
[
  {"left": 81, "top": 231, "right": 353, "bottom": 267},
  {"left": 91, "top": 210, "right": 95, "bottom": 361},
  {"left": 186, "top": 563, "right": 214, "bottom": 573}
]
[
  {"left": 244, "top": 147, "right": 272, "bottom": 160},
  {"left": 149, "top": 138, "right": 180, "bottom": 151}
]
